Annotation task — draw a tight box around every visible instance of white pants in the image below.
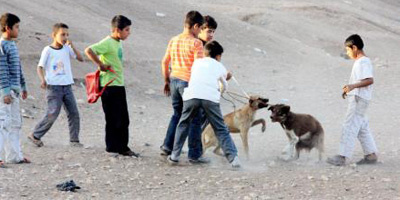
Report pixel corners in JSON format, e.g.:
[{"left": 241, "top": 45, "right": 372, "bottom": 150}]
[
  {"left": 339, "top": 95, "right": 378, "bottom": 158},
  {"left": 0, "top": 92, "right": 24, "bottom": 163}
]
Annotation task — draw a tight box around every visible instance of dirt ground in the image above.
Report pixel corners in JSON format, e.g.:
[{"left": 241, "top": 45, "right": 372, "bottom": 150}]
[{"left": 1, "top": 0, "right": 400, "bottom": 199}]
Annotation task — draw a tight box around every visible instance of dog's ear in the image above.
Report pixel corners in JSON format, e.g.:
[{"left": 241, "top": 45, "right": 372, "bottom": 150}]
[
  {"left": 281, "top": 105, "right": 290, "bottom": 114},
  {"left": 268, "top": 105, "right": 274, "bottom": 111}
]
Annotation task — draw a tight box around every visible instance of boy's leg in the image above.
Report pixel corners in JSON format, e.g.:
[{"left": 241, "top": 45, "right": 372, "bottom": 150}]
[
  {"left": 338, "top": 96, "right": 366, "bottom": 158},
  {"left": 5, "top": 93, "right": 24, "bottom": 163},
  {"left": 101, "top": 86, "right": 130, "bottom": 153},
  {"left": 32, "top": 86, "right": 63, "bottom": 139},
  {"left": 202, "top": 100, "right": 238, "bottom": 163},
  {"left": 62, "top": 85, "right": 80, "bottom": 142},
  {"left": 188, "top": 111, "right": 203, "bottom": 160},
  {"left": 170, "top": 99, "right": 200, "bottom": 161},
  {"left": 356, "top": 98, "right": 378, "bottom": 155},
  {"left": 161, "top": 78, "right": 187, "bottom": 153},
  {"left": 0, "top": 97, "right": 10, "bottom": 162}
]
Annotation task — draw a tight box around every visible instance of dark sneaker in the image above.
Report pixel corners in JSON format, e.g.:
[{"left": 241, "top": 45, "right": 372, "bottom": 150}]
[
  {"left": 356, "top": 154, "right": 377, "bottom": 165},
  {"left": 167, "top": 155, "right": 179, "bottom": 166},
  {"left": 160, "top": 146, "right": 171, "bottom": 156},
  {"left": 327, "top": 155, "right": 346, "bottom": 166},
  {"left": 189, "top": 156, "right": 211, "bottom": 164},
  {"left": 119, "top": 150, "right": 140, "bottom": 158}
]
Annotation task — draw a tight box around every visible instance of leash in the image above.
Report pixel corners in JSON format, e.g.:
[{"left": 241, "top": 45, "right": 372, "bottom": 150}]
[
  {"left": 231, "top": 75, "right": 250, "bottom": 98},
  {"left": 221, "top": 93, "right": 237, "bottom": 110},
  {"left": 226, "top": 91, "right": 249, "bottom": 100}
]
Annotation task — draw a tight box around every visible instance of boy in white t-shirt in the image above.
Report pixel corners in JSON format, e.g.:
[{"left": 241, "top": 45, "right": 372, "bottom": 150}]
[
  {"left": 168, "top": 41, "right": 241, "bottom": 168},
  {"left": 28, "top": 23, "right": 83, "bottom": 147},
  {"left": 327, "top": 34, "right": 378, "bottom": 166}
]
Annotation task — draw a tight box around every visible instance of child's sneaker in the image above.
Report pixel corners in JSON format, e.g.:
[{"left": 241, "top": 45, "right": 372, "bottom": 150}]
[
  {"left": 356, "top": 153, "right": 377, "bottom": 165},
  {"left": 160, "top": 145, "right": 171, "bottom": 156},
  {"left": 230, "top": 156, "right": 241, "bottom": 168},
  {"left": 327, "top": 155, "right": 346, "bottom": 166},
  {"left": 189, "top": 156, "right": 211, "bottom": 164},
  {"left": 70, "top": 141, "right": 84, "bottom": 148},
  {"left": 167, "top": 155, "right": 179, "bottom": 166}
]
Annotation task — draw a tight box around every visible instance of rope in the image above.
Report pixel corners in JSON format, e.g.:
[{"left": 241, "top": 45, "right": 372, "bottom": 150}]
[
  {"left": 226, "top": 91, "right": 250, "bottom": 100},
  {"left": 231, "top": 76, "right": 250, "bottom": 98}
]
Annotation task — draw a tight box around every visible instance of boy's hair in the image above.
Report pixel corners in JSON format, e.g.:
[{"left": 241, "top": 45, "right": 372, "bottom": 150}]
[
  {"left": 345, "top": 34, "right": 364, "bottom": 50},
  {"left": 0, "top": 13, "right": 20, "bottom": 32},
  {"left": 185, "top": 11, "right": 204, "bottom": 28},
  {"left": 111, "top": 15, "right": 132, "bottom": 30},
  {"left": 52, "top": 23, "right": 69, "bottom": 34},
  {"left": 204, "top": 41, "right": 223, "bottom": 59},
  {"left": 202, "top": 15, "right": 217, "bottom": 30}
]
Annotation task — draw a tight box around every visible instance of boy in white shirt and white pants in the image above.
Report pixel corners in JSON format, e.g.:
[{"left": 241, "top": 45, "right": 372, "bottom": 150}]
[
  {"left": 168, "top": 41, "right": 241, "bottom": 168},
  {"left": 327, "top": 34, "right": 378, "bottom": 166}
]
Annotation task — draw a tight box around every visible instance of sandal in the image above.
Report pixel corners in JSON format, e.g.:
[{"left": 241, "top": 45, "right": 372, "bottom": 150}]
[
  {"left": 16, "top": 157, "right": 31, "bottom": 164},
  {"left": 28, "top": 133, "right": 44, "bottom": 147}
]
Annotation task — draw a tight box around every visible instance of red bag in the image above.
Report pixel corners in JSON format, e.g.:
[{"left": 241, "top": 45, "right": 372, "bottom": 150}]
[{"left": 85, "top": 69, "right": 117, "bottom": 103}]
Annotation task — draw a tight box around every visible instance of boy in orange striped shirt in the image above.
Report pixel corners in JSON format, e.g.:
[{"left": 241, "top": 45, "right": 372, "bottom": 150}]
[{"left": 160, "top": 11, "right": 207, "bottom": 163}]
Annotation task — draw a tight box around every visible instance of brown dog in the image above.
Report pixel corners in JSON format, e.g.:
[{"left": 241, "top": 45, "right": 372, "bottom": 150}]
[
  {"left": 202, "top": 96, "right": 269, "bottom": 159},
  {"left": 268, "top": 104, "right": 324, "bottom": 161}
]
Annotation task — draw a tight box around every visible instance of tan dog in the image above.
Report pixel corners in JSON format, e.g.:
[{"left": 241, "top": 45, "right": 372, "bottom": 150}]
[{"left": 202, "top": 96, "right": 269, "bottom": 159}]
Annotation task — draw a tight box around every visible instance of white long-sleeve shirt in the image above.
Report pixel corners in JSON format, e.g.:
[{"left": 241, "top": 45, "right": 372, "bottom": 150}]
[{"left": 183, "top": 57, "right": 228, "bottom": 103}]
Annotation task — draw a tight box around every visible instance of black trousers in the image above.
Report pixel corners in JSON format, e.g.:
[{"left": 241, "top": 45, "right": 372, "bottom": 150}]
[{"left": 100, "top": 86, "right": 131, "bottom": 153}]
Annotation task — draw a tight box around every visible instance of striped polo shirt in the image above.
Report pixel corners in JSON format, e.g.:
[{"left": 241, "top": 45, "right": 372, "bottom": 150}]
[{"left": 162, "top": 33, "right": 204, "bottom": 82}]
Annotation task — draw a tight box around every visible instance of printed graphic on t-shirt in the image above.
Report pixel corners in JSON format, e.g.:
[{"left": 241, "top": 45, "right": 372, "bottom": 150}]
[{"left": 52, "top": 60, "right": 66, "bottom": 75}]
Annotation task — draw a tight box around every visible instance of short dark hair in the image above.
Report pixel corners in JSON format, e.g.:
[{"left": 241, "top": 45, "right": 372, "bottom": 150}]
[
  {"left": 204, "top": 41, "right": 223, "bottom": 59},
  {"left": 0, "top": 13, "right": 20, "bottom": 32},
  {"left": 185, "top": 11, "right": 204, "bottom": 28},
  {"left": 52, "top": 23, "right": 69, "bottom": 34},
  {"left": 345, "top": 34, "right": 364, "bottom": 50},
  {"left": 111, "top": 15, "right": 132, "bottom": 30},
  {"left": 202, "top": 15, "right": 217, "bottom": 30}
]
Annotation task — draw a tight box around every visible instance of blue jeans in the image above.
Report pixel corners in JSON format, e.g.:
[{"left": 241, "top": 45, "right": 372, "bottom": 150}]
[
  {"left": 171, "top": 99, "right": 238, "bottom": 162},
  {"left": 162, "top": 78, "right": 202, "bottom": 160},
  {"left": 33, "top": 85, "right": 80, "bottom": 142}
]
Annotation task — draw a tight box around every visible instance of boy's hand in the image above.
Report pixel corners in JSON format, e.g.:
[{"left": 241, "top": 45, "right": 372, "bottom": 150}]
[
  {"left": 164, "top": 82, "right": 171, "bottom": 97},
  {"left": 226, "top": 72, "right": 232, "bottom": 81},
  {"left": 66, "top": 40, "right": 72, "bottom": 46},
  {"left": 99, "top": 64, "right": 112, "bottom": 72},
  {"left": 343, "top": 84, "right": 355, "bottom": 94},
  {"left": 22, "top": 91, "right": 28, "bottom": 100},
  {"left": 40, "top": 80, "right": 47, "bottom": 89},
  {"left": 3, "top": 95, "right": 12, "bottom": 104}
]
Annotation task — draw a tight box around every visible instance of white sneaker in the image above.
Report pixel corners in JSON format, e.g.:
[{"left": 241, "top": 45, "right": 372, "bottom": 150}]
[{"left": 230, "top": 156, "right": 241, "bottom": 168}]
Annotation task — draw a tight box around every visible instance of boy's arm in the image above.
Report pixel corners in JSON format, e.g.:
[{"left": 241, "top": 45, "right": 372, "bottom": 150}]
[
  {"left": 161, "top": 40, "right": 172, "bottom": 83},
  {"left": 218, "top": 76, "right": 228, "bottom": 94},
  {"left": 0, "top": 43, "right": 12, "bottom": 103},
  {"left": 193, "top": 40, "right": 204, "bottom": 60},
  {"left": 343, "top": 78, "right": 374, "bottom": 93},
  {"left": 84, "top": 47, "right": 111, "bottom": 71},
  {"left": 19, "top": 62, "right": 27, "bottom": 100},
  {"left": 161, "top": 40, "right": 172, "bottom": 96},
  {"left": 37, "top": 66, "right": 46, "bottom": 89},
  {"left": 67, "top": 40, "right": 83, "bottom": 62}
]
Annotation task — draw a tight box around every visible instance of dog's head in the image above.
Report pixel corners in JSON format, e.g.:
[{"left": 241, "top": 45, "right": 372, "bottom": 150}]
[
  {"left": 248, "top": 95, "right": 269, "bottom": 110},
  {"left": 268, "top": 104, "right": 290, "bottom": 123}
]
